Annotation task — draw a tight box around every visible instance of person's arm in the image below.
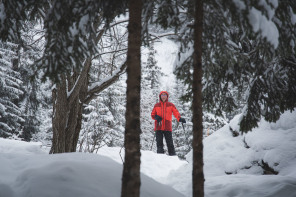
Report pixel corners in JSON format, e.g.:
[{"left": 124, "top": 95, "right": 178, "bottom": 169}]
[
  {"left": 151, "top": 105, "right": 162, "bottom": 123},
  {"left": 151, "top": 105, "right": 157, "bottom": 120},
  {"left": 172, "top": 104, "right": 186, "bottom": 123},
  {"left": 172, "top": 104, "right": 181, "bottom": 121}
]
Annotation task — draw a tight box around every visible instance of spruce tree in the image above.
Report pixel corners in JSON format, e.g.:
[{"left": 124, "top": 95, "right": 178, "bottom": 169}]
[
  {"left": 17, "top": 36, "right": 43, "bottom": 141},
  {"left": 121, "top": 0, "right": 142, "bottom": 195},
  {"left": 174, "top": 0, "right": 296, "bottom": 132},
  {"left": 140, "top": 43, "right": 163, "bottom": 150},
  {"left": 0, "top": 41, "right": 24, "bottom": 138},
  {"left": 171, "top": 80, "right": 193, "bottom": 159},
  {"left": 78, "top": 80, "right": 126, "bottom": 152},
  {"left": 0, "top": 0, "right": 128, "bottom": 81}
]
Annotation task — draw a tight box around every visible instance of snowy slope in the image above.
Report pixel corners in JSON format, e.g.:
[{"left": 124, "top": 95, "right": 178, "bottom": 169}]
[
  {"left": 141, "top": 36, "right": 178, "bottom": 91},
  {"left": 97, "top": 147, "right": 187, "bottom": 184},
  {"left": 0, "top": 139, "right": 186, "bottom": 197},
  {"left": 166, "top": 109, "right": 296, "bottom": 197},
  {"left": 0, "top": 109, "right": 295, "bottom": 197},
  {"left": 153, "top": 37, "right": 178, "bottom": 91}
]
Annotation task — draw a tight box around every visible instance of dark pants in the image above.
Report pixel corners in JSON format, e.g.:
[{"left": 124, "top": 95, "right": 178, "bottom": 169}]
[{"left": 156, "top": 130, "right": 176, "bottom": 156}]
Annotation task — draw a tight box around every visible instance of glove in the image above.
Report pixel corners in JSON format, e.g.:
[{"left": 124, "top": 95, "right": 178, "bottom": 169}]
[
  {"left": 179, "top": 117, "right": 186, "bottom": 123},
  {"left": 155, "top": 115, "right": 162, "bottom": 123}
]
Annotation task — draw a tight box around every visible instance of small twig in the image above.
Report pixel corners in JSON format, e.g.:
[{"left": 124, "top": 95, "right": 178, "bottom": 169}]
[{"left": 119, "top": 146, "right": 124, "bottom": 164}]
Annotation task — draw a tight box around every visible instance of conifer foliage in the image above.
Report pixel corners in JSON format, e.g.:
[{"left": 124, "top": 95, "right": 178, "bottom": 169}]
[
  {"left": 0, "top": 0, "right": 128, "bottom": 81},
  {"left": 140, "top": 43, "right": 163, "bottom": 150},
  {"left": 0, "top": 42, "right": 24, "bottom": 138},
  {"left": 174, "top": 0, "right": 296, "bottom": 133},
  {"left": 79, "top": 82, "right": 126, "bottom": 152}
]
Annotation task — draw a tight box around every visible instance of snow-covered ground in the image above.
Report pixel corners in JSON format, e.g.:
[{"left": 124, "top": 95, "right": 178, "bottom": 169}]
[
  {"left": 0, "top": 109, "right": 296, "bottom": 197},
  {"left": 0, "top": 139, "right": 185, "bottom": 197},
  {"left": 168, "top": 109, "right": 296, "bottom": 197}
]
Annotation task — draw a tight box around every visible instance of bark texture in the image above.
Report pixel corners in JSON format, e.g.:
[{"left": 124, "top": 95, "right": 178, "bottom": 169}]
[
  {"left": 121, "top": 0, "right": 142, "bottom": 196},
  {"left": 192, "top": 0, "right": 205, "bottom": 196},
  {"left": 50, "top": 59, "right": 92, "bottom": 153},
  {"left": 50, "top": 56, "right": 127, "bottom": 154}
]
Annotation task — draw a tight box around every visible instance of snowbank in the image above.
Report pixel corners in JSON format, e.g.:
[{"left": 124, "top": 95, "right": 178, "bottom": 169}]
[
  {"left": 167, "top": 110, "right": 296, "bottom": 197},
  {"left": 0, "top": 139, "right": 185, "bottom": 197},
  {"left": 1, "top": 109, "right": 296, "bottom": 197}
]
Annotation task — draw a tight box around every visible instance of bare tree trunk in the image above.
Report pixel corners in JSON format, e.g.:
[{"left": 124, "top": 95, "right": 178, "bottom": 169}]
[
  {"left": 192, "top": 0, "right": 204, "bottom": 196},
  {"left": 50, "top": 56, "right": 91, "bottom": 154},
  {"left": 121, "top": 0, "right": 142, "bottom": 196},
  {"left": 50, "top": 73, "right": 87, "bottom": 154},
  {"left": 51, "top": 75, "right": 68, "bottom": 153}
]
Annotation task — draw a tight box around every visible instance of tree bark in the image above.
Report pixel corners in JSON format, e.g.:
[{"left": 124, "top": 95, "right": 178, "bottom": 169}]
[
  {"left": 121, "top": 0, "right": 142, "bottom": 196},
  {"left": 50, "top": 56, "right": 127, "bottom": 154},
  {"left": 51, "top": 75, "right": 68, "bottom": 153},
  {"left": 192, "top": 0, "right": 204, "bottom": 196}
]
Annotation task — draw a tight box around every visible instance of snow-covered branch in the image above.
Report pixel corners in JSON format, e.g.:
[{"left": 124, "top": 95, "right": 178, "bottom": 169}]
[
  {"left": 67, "top": 58, "right": 92, "bottom": 105},
  {"left": 85, "top": 60, "right": 127, "bottom": 104}
]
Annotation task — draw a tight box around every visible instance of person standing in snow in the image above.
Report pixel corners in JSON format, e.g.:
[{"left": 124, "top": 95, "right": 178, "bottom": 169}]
[{"left": 151, "top": 91, "right": 186, "bottom": 156}]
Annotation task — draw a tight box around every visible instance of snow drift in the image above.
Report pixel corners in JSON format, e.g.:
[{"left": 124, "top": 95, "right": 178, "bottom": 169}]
[
  {"left": 166, "top": 109, "right": 296, "bottom": 197},
  {"left": 0, "top": 109, "right": 296, "bottom": 197},
  {"left": 0, "top": 140, "right": 185, "bottom": 197}
]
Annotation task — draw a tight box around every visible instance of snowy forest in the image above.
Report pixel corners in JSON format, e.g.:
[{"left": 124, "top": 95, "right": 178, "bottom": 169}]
[{"left": 0, "top": 0, "right": 296, "bottom": 197}]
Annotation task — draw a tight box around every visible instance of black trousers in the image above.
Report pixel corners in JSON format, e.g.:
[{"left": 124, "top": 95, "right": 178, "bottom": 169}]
[{"left": 156, "top": 130, "right": 176, "bottom": 156}]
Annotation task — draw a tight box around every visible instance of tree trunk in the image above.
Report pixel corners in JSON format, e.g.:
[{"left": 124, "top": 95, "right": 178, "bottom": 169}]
[
  {"left": 50, "top": 58, "right": 127, "bottom": 154},
  {"left": 192, "top": 0, "right": 204, "bottom": 196},
  {"left": 50, "top": 71, "right": 88, "bottom": 154},
  {"left": 51, "top": 75, "right": 70, "bottom": 153},
  {"left": 121, "top": 0, "right": 142, "bottom": 196}
]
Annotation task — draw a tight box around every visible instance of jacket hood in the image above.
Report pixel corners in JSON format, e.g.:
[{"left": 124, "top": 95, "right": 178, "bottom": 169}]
[{"left": 159, "top": 91, "right": 169, "bottom": 102}]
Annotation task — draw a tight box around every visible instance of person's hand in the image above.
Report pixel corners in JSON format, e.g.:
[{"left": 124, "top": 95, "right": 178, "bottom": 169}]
[
  {"left": 179, "top": 117, "right": 186, "bottom": 123},
  {"left": 155, "top": 115, "right": 162, "bottom": 123}
]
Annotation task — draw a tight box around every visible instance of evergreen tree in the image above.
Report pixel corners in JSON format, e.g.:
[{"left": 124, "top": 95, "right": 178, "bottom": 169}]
[
  {"left": 171, "top": 80, "right": 193, "bottom": 159},
  {"left": 173, "top": 0, "right": 296, "bottom": 132},
  {"left": 79, "top": 97, "right": 114, "bottom": 153},
  {"left": 191, "top": 0, "right": 204, "bottom": 195},
  {"left": 172, "top": 78, "right": 227, "bottom": 159},
  {"left": 103, "top": 83, "right": 126, "bottom": 147},
  {"left": 78, "top": 80, "right": 126, "bottom": 152},
  {"left": 143, "top": 44, "right": 164, "bottom": 91},
  {"left": 0, "top": 41, "right": 24, "bottom": 138},
  {"left": 121, "top": 0, "right": 142, "bottom": 195},
  {"left": 0, "top": 20, "right": 51, "bottom": 142},
  {"left": 31, "top": 81, "right": 53, "bottom": 145},
  {"left": 140, "top": 43, "right": 163, "bottom": 150},
  {"left": 17, "top": 27, "right": 44, "bottom": 141},
  {"left": 0, "top": 0, "right": 128, "bottom": 81}
]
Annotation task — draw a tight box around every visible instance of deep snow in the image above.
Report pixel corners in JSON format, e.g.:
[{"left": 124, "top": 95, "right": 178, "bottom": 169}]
[
  {"left": 167, "top": 110, "right": 296, "bottom": 197},
  {"left": 1, "top": 109, "right": 296, "bottom": 197},
  {"left": 0, "top": 140, "right": 185, "bottom": 197}
]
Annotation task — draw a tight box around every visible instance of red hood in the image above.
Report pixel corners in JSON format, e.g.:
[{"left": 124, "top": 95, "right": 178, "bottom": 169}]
[{"left": 159, "top": 91, "right": 169, "bottom": 102}]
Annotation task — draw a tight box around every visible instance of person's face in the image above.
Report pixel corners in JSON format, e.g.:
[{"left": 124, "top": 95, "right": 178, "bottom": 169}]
[{"left": 161, "top": 93, "right": 167, "bottom": 102}]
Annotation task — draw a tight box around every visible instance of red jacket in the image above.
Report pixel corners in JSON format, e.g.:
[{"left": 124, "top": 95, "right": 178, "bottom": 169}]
[{"left": 151, "top": 91, "right": 181, "bottom": 131}]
